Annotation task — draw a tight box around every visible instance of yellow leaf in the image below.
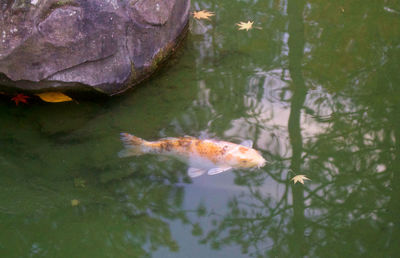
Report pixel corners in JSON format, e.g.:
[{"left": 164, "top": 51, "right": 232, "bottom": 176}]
[
  {"left": 193, "top": 10, "right": 215, "bottom": 20},
  {"left": 291, "top": 175, "right": 310, "bottom": 185},
  {"left": 71, "top": 199, "right": 80, "bottom": 206},
  {"left": 236, "top": 21, "right": 254, "bottom": 31},
  {"left": 36, "top": 92, "right": 72, "bottom": 103}
]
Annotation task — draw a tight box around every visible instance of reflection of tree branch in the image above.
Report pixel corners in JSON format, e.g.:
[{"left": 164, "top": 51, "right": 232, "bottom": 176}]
[
  {"left": 303, "top": 182, "right": 334, "bottom": 199},
  {"left": 286, "top": 0, "right": 307, "bottom": 256},
  {"left": 191, "top": 0, "right": 400, "bottom": 256}
]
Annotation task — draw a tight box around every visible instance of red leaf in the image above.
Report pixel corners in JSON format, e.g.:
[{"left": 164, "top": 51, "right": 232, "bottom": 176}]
[{"left": 11, "top": 94, "right": 30, "bottom": 106}]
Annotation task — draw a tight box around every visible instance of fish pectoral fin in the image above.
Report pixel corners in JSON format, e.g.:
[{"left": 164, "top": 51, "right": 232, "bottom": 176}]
[
  {"left": 157, "top": 156, "right": 169, "bottom": 161},
  {"left": 240, "top": 140, "right": 253, "bottom": 148},
  {"left": 207, "top": 167, "right": 232, "bottom": 175},
  {"left": 188, "top": 167, "right": 207, "bottom": 178}
]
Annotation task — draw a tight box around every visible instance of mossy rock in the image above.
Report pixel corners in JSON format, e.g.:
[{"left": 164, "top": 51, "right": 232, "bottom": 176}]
[{"left": 0, "top": 0, "right": 190, "bottom": 96}]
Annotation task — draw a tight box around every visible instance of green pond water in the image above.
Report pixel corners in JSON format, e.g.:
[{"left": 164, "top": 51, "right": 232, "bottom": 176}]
[{"left": 1, "top": 0, "right": 400, "bottom": 257}]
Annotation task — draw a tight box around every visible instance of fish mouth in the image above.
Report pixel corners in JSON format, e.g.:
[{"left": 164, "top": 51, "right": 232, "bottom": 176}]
[{"left": 257, "top": 160, "right": 267, "bottom": 168}]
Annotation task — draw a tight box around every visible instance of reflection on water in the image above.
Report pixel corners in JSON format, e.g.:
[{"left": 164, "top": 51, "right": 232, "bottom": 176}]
[
  {"left": 189, "top": 0, "right": 400, "bottom": 257},
  {"left": 1, "top": 0, "right": 400, "bottom": 257}
]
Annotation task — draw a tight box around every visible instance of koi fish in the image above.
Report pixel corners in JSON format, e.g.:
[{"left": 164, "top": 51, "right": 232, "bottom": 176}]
[{"left": 119, "top": 133, "right": 266, "bottom": 178}]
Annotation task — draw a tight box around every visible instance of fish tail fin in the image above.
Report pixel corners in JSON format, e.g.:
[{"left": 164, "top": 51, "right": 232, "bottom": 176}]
[
  {"left": 120, "top": 133, "right": 144, "bottom": 146},
  {"left": 119, "top": 133, "right": 146, "bottom": 158}
]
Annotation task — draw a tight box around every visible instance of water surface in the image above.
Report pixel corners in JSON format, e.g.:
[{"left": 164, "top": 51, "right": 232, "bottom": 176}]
[{"left": 1, "top": 0, "right": 400, "bottom": 257}]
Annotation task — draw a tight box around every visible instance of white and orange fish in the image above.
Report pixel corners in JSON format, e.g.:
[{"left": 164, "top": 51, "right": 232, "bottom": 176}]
[{"left": 119, "top": 133, "right": 266, "bottom": 177}]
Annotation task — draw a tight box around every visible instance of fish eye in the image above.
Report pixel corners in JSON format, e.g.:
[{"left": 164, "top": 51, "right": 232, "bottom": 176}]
[{"left": 239, "top": 159, "right": 249, "bottom": 164}]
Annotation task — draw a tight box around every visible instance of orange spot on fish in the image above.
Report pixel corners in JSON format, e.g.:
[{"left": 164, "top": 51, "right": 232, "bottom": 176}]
[
  {"left": 239, "top": 147, "right": 248, "bottom": 154},
  {"left": 194, "top": 140, "right": 222, "bottom": 163},
  {"left": 225, "top": 154, "right": 233, "bottom": 161}
]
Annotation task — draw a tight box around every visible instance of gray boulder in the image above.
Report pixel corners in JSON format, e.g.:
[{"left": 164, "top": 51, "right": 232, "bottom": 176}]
[{"left": 0, "top": 0, "right": 190, "bottom": 95}]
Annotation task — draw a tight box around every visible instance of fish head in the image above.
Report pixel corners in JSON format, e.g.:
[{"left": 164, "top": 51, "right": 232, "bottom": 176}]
[{"left": 229, "top": 146, "right": 266, "bottom": 169}]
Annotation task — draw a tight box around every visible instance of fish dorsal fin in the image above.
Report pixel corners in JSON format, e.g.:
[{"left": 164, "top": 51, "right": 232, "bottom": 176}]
[
  {"left": 240, "top": 140, "right": 253, "bottom": 148},
  {"left": 207, "top": 167, "right": 232, "bottom": 175},
  {"left": 157, "top": 156, "right": 169, "bottom": 161},
  {"left": 188, "top": 167, "right": 207, "bottom": 178},
  {"left": 198, "top": 131, "right": 210, "bottom": 140},
  {"left": 159, "top": 137, "right": 178, "bottom": 141}
]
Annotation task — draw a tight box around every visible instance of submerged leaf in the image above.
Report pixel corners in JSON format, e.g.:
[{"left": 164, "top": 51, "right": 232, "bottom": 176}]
[
  {"left": 11, "top": 94, "right": 29, "bottom": 106},
  {"left": 291, "top": 175, "right": 310, "bottom": 184},
  {"left": 74, "top": 178, "right": 86, "bottom": 188},
  {"left": 193, "top": 10, "right": 215, "bottom": 20},
  {"left": 71, "top": 199, "right": 80, "bottom": 206},
  {"left": 36, "top": 92, "right": 72, "bottom": 103}
]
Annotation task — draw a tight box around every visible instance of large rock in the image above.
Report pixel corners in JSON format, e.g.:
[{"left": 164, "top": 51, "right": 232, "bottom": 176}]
[{"left": 0, "top": 0, "right": 190, "bottom": 95}]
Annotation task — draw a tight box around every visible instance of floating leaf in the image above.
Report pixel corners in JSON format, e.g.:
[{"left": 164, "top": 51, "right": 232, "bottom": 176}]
[
  {"left": 71, "top": 199, "right": 80, "bottom": 206},
  {"left": 11, "top": 93, "right": 29, "bottom": 106},
  {"left": 193, "top": 10, "right": 215, "bottom": 20},
  {"left": 291, "top": 175, "right": 311, "bottom": 185},
  {"left": 236, "top": 21, "right": 254, "bottom": 31},
  {"left": 36, "top": 92, "right": 72, "bottom": 103}
]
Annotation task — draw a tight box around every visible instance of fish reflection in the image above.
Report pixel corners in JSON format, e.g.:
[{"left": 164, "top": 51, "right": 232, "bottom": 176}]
[{"left": 119, "top": 133, "right": 266, "bottom": 177}]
